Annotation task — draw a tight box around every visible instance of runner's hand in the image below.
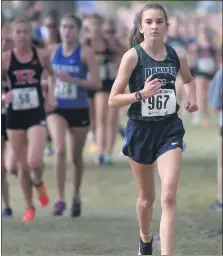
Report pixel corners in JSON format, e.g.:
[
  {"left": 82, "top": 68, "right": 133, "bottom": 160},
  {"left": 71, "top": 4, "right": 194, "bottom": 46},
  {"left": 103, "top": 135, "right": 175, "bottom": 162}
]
[
  {"left": 184, "top": 96, "right": 198, "bottom": 113},
  {"left": 142, "top": 75, "right": 161, "bottom": 99},
  {"left": 57, "top": 71, "right": 74, "bottom": 84},
  {"left": 5, "top": 91, "right": 13, "bottom": 105}
]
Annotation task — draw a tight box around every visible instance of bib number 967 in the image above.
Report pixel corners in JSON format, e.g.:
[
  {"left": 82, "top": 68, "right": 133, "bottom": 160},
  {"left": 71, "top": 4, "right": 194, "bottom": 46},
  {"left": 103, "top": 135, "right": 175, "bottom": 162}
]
[
  {"left": 141, "top": 89, "right": 176, "bottom": 117},
  {"left": 148, "top": 94, "right": 170, "bottom": 110}
]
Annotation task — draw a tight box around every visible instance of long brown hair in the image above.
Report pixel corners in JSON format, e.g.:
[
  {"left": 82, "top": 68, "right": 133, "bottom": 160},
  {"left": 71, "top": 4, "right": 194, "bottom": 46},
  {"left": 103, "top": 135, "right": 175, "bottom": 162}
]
[{"left": 129, "top": 3, "right": 169, "bottom": 48}]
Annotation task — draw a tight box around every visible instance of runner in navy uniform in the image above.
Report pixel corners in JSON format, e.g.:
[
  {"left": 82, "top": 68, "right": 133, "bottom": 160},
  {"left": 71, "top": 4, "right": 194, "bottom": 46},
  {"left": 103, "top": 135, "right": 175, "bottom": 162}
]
[
  {"left": 109, "top": 4, "right": 198, "bottom": 255},
  {"left": 2, "top": 18, "right": 56, "bottom": 222}
]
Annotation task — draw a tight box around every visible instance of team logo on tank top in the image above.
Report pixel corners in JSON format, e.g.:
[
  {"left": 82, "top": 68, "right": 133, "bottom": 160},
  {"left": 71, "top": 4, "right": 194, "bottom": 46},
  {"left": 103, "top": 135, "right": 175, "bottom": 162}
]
[
  {"left": 13, "top": 70, "right": 38, "bottom": 85},
  {"left": 145, "top": 67, "right": 177, "bottom": 78}
]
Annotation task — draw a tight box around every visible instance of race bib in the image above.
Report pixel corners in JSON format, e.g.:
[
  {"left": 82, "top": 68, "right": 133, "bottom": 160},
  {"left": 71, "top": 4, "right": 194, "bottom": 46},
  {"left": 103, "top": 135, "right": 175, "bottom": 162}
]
[
  {"left": 141, "top": 89, "right": 176, "bottom": 117},
  {"left": 99, "top": 63, "right": 117, "bottom": 80},
  {"left": 99, "top": 65, "right": 106, "bottom": 80},
  {"left": 107, "top": 63, "right": 117, "bottom": 80},
  {"left": 12, "top": 87, "right": 39, "bottom": 110},
  {"left": 1, "top": 106, "right": 6, "bottom": 114},
  {"left": 2, "top": 95, "right": 6, "bottom": 114},
  {"left": 55, "top": 80, "right": 77, "bottom": 99},
  {"left": 197, "top": 58, "right": 215, "bottom": 73}
]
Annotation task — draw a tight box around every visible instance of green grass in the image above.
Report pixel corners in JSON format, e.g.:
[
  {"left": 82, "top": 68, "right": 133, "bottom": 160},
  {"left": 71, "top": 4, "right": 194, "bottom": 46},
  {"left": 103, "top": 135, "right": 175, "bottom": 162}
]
[{"left": 2, "top": 118, "right": 222, "bottom": 256}]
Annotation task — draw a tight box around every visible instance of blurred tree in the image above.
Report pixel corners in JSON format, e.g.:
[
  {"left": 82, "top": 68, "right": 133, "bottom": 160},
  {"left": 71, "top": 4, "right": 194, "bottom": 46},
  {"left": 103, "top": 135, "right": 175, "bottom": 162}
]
[
  {"left": 98, "top": 0, "right": 200, "bottom": 11},
  {"left": 2, "top": 1, "right": 31, "bottom": 19},
  {"left": 108, "top": 1, "right": 132, "bottom": 8},
  {"left": 42, "top": 1, "right": 75, "bottom": 21},
  {"left": 2, "top": 0, "right": 76, "bottom": 22},
  {"left": 100, "top": 1, "right": 132, "bottom": 9},
  {"left": 159, "top": 1, "right": 198, "bottom": 9},
  {"left": 138, "top": 0, "right": 199, "bottom": 10}
]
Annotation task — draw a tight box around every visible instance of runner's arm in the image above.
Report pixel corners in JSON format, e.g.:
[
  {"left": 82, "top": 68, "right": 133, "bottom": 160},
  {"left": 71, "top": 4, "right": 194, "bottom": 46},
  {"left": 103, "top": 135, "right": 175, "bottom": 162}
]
[
  {"left": 177, "top": 50, "right": 196, "bottom": 100},
  {"left": 81, "top": 46, "right": 101, "bottom": 89},
  {"left": 39, "top": 49, "right": 56, "bottom": 105},
  {"left": 108, "top": 48, "right": 138, "bottom": 108}
]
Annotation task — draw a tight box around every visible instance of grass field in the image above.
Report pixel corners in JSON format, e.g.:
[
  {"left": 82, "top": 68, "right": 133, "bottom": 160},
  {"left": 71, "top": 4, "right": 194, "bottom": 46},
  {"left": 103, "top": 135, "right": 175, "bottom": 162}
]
[{"left": 2, "top": 116, "right": 222, "bottom": 256}]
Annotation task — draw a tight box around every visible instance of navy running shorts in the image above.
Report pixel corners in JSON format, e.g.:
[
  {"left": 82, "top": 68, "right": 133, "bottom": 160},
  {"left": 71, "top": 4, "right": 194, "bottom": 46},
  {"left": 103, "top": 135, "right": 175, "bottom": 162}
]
[{"left": 122, "top": 115, "right": 186, "bottom": 165}]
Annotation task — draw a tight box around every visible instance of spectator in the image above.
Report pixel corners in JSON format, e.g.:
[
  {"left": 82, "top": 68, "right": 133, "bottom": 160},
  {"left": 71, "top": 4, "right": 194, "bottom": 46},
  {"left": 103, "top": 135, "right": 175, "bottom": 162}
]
[
  {"left": 207, "top": 63, "right": 222, "bottom": 213},
  {"left": 30, "top": 11, "right": 43, "bottom": 41}
]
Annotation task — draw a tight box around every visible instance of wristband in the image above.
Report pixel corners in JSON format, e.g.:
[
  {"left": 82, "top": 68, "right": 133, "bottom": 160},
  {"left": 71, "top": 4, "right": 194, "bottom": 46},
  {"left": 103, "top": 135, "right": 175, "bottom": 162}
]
[{"left": 140, "top": 90, "right": 146, "bottom": 101}]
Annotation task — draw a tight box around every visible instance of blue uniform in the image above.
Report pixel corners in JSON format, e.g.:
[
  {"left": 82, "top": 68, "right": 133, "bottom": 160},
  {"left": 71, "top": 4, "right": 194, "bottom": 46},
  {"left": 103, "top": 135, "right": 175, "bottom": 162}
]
[
  {"left": 49, "top": 44, "right": 90, "bottom": 127},
  {"left": 52, "top": 44, "right": 88, "bottom": 109}
]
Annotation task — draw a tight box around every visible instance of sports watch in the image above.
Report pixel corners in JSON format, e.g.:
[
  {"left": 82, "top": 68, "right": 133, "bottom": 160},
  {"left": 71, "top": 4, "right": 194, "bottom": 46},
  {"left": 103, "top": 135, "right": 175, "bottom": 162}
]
[{"left": 135, "top": 91, "right": 143, "bottom": 101}]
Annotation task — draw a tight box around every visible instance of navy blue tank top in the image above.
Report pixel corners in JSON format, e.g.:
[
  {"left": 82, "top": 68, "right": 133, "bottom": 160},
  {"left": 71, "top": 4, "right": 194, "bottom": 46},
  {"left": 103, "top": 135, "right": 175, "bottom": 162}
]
[{"left": 128, "top": 44, "right": 180, "bottom": 122}]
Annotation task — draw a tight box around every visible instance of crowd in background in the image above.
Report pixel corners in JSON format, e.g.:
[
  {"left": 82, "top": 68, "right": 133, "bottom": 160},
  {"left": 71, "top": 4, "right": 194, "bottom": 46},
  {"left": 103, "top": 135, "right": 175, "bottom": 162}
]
[{"left": 1, "top": 1, "right": 222, "bottom": 225}]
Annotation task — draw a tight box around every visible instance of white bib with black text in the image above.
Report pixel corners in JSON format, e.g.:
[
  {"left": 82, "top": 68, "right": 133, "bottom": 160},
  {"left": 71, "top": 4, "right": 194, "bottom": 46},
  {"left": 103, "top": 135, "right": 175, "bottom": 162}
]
[
  {"left": 99, "top": 63, "right": 117, "bottom": 80},
  {"left": 197, "top": 58, "right": 215, "bottom": 73},
  {"left": 55, "top": 80, "right": 77, "bottom": 99},
  {"left": 141, "top": 89, "right": 176, "bottom": 117},
  {"left": 12, "top": 87, "right": 39, "bottom": 110}
]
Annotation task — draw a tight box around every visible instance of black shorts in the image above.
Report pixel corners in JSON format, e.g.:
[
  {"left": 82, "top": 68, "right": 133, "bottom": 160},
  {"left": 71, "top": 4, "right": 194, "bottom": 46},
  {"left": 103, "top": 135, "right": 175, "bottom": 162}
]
[
  {"left": 122, "top": 115, "right": 186, "bottom": 165},
  {"left": 6, "top": 108, "right": 46, "bottom": 130},
  {"left": 1, "top": 114, "right": 8, "bottom": 140},
  {"left": 87, "top": 89, "right": 97, "bottom": 99},
  {"left": 194, "top": 70, "right": 215, "bottom": 80},
  {"left": 87, "top": 80, "right": 114, "bottom": 98},
  {"left": 47, "top": 108, "right": 90, "bottom": 128},
  {"left": 189, "top": 67, "right": 196, "bottom": 77},
  {"left": 99, "top": 80, "right": 114, "bottom": 93}
]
